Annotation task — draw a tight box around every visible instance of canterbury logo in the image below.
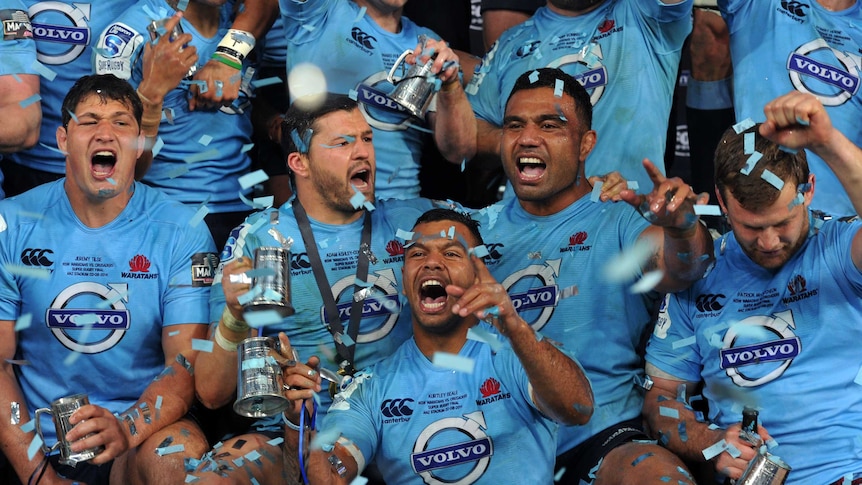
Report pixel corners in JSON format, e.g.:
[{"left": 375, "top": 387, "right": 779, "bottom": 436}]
[
  {"left": 380, "top": 398, "right": 414, "bottom": 418},
  {"left": 291, "top": 253, "right": 311, "bottom": 270},
  {"left": 695, "top": 294, "right": 725, "bottom": 312},
  {"left": 20, "top": 248, "right": 54, "bottom": 267},
  {"left": 780, "top": 0, "right": 809, "bottom": 16},
  {"left": 351, "top": 27, "right": 376, "bottom": 49}
]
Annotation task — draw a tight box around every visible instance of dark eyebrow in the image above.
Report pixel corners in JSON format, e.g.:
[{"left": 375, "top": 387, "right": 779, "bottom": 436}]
[{"left": 502, "top": 113, "right": 567, "bottom": 125}]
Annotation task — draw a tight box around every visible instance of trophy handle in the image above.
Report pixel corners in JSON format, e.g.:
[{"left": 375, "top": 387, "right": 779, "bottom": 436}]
[
  {"left": 33, "top": 408, "right": 59, "bottom": 454},
  {"left": 387, "top": 49, "right": 413, "bottom": 85}
]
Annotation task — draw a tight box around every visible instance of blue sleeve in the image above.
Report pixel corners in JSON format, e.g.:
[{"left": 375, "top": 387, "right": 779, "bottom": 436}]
[
  {"left": 645, "top": 292, "right": 703, "bottom": 381},
  {"left": 209, "top": 215, "right": 262, "bottom": 324},
  {"left": 633, "top": 0, "right": 693, "bottom": 55},
  {"left": 466, "top": 38, "right": 505, "bottom": 126},
  {"left": 0, "top": 5, "right": 37, "bottom": 75},
  {"left": 0, "top": 206, "right": 23, "bottom": 320},
  {"left": 280, "top": 0, "right": 336, "bottom": 44},
  {"left": 163, "top": 208, "right": 218, "bottom": 326},
  {"left": 318, "top": 370, "right": 380, "bottom": 469},
  {"left": 93, "top": 9, "right": 147, "bottom": 80}
]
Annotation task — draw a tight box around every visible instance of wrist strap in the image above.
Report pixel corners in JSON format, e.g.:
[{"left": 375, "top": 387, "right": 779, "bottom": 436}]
[
  {"left": 221, "top": 307, "right": 250, "bottom": 333},
  {"left": 210, "top": 52, "right": 242, "bottom": 71},
  {"left": 213, "top": 325, "right": 239, "bottom": 352},
  {"left": 217, "top": 29, "right": 255, "bottom": 59}
]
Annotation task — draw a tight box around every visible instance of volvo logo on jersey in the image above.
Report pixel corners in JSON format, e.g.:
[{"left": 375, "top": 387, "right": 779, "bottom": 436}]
[
  {"left": 411, "top": 411, "right": 493, "bottom": 485},
  {"left": 719, "top": 310, "right": 801, "bottom": 387},
  {"left": 46, "top": 282, "right": 131, "bottom": 353},
  {"left": 501, "top": 259, "right": 561, "bottom": 332},
  {"left": 788, "top": 38, "right": 861, "bottom": 107},
  {"left": 322, "top": 269, "right": 401, "bottom": 343},
  {"left": 28, "top": 2, "right": 92, "bottom": 65}
]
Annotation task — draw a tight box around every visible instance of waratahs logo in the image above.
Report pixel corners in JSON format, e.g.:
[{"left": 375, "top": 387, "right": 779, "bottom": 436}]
[
  {"left": 476, "top": 377, "right": 510, "bottom": 405},
  {"left": 479, "top": 378, "right": 500, "bottom": 398},
  {"left": 122, "top": 255, "right": 157, "bottom": 279},
  {"left": 128, "top": 254, "right": 150, "bottom": 272},
  {"left": 386, "top": 239, "right": 404, "bottom": 256}
]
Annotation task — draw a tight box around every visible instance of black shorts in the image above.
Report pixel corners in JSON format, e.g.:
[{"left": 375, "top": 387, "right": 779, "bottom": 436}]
[
  {"left": 49, "top": 454, "right": 114, "bottom": 485},
  {"left": 554, "top": 418, "right": 650, "bottom": 485}
]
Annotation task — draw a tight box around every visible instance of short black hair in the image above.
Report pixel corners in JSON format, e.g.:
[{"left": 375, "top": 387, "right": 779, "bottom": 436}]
[
  {"left": 280, "top": 93, "right": 359, "bottom": 156},
  {"left": 413, "top": 208, "right": 484, "bottom": 247},
  {"left": 506, "top": 67, "right": 592, "bottom": 129},
  {"left": 61, "top": 74, "right": 142, "bottom": 128}
]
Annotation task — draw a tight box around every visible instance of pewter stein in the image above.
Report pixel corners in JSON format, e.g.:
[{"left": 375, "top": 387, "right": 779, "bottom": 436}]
[
  {"left": 736, "top": 452, "right": 791, "bottom": 485},
  {"left": 234, "top": 337, "right": 290, "bottom": 417},
  {"left": 243, "top": 247, "right": 295, "bottom": 317},
  {"left": 386, "top": 48, "right": 438, "bottom": 119},
  {"left": 34, "top": 394, "right": 104, "bottom": 466}
]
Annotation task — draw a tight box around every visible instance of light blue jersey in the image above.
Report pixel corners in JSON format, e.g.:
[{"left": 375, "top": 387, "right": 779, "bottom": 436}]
[
  {"left": 5, "top": 1, "right": 136, "bottom": 174},
  {"left": 211, "top": 197, "right": 444, "bottom": 412},
  {"left": 0, "top": 0, "right": 36, "bottom": 76},
  {"left": 279, "top": 0, "right": 440, "bottom": 200},
  {"left": 467, "top": 0, "right": 692, "bottom": 195},
  {"left": 0, "top": 180, "right": 216, "bottom": 443},
  {"left": 93, "top": 0, "right": 252, "bottom": 214},
  {"left": 322, "top": 324, "right": 558, "bottom": 485},
  {"left": 471, "top": 196, "right": 654, "bottom": 454},
  {"left": 646, "top": 217, "right": 862, "bottom": 484},
  {"left": 719, "top": 0, "right": 862, "bottom": 217}
]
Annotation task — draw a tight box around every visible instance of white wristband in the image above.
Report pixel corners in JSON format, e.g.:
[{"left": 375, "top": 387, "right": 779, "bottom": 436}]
[
  {"left": 283, "top": 412, "right": 301, "bottom": 431},
  {"left": 216, "top": 29, "right": 255, "bottom": 61},
  {"left": 214, "top": 325, "right": 239, "bottom": 352}
]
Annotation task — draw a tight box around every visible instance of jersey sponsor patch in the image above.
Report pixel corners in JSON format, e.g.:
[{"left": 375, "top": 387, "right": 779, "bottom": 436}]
[
  {"left": 191, "top": 252, "right": 219, "bottom": 287},
  {"left": 1, "top": 9, "right": 32, "bottom": 41}
]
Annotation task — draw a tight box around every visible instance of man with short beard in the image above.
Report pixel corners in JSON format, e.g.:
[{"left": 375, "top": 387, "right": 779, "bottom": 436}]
[
  {"left": 193, "top": 94, "right": 448, "bottom": 484},
  {"left": 464, "top": 0, "right": 693, "bottom": 196},
  {"left": 644, "top": 91, "right": 862, "bottom": 484}
]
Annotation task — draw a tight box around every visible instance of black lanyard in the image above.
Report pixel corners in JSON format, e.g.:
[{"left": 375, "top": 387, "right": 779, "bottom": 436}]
[{"left": 291, "top": 200, "right": 371, "bottom": 374}]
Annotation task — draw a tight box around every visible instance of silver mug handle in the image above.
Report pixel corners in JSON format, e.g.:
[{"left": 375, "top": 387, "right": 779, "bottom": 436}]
[
  {"left": 387, "top": 49, "right": 414, "bottom": 85},
  {"left": 33, "top": 407, "right": 60, "bottom": 454}
]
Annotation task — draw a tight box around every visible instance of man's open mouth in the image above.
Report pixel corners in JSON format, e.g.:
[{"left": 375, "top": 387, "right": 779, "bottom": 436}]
[
  {"left": 517, "top": 157, "right": 546, "bottom": 180},
  {"left": 419, "top": 279, "right": 448, "bottom": 313}
]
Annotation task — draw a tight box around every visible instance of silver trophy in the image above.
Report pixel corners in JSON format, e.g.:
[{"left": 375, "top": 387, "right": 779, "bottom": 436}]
[
  {"left": 243, "top": 246, "right": 295, "bottom": 317},
  {"left": 736, "top": 452, "right": 791, "bottom": 485},
  {"left": 386, "top": 35, "right": 440, "bottom": 119},
  {"left": 34, "top": 394, "right": 104, "bottom": 466},
  {"left": 234, "top": 336, "right": 290, "bottom": 417},
  {"left": 734, "top": 407, "right": 791, "bottom": 485}
]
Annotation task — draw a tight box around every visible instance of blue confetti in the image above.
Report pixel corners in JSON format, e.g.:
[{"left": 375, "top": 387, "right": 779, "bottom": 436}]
[
  {"left": 672, "top": 336, "right": 696, "bottom": 349},
  {"left": 354, "top": 6, "right": 366, "bottom": 22},
  {"left": 659, "top": 406, "right": 680, "bottom": 419},
  {"left": 693, "top": 205, "right": 721, "bottom": 216},
  {"left": 198, "top": 134, "right": 213, "bottom": 146},
  {"left": 467, "top": 326, "right": 502, "bottom": 352},
  {"left": 244, "top": 310, "right": 284, "bottom": 328},
  {"left": 732, "top": 118, "right": 755, "bottom": 134},
  {"left": 30, "top": 60, "right": 57, "bottom": 81},
  {"left": 554, "top": 78, "right": 564, "bottom": 97},
  {"left": 192, "top": 339, "right": 213, "bottom": 353},
  {"left": 760, "top": 169, "right": 784, "bottom": 190},
  {"left": 432, "top": 352, "right": 475, "bottom": 373},
  {"left": 238, "top": 169, "right": 269, "bottom": 190},
  {"left": 740, "top": 151, "right": 762, "bottom": 175},
  {"left": 631, "top": 452, "right": 653, "bottom": 467},
  {"left": 189, "top": 204, "right": 209, "bottom": 227},
  {"left": 157, "top": 444, "right": 185, "bottom": 456},
  {"left": 14, "top": 314, "right": 31, "bottom": 331},
  {"left": 744, "top": 132, "right": 755, "bottom": 155},
  {"left": 18, "top": 94, "right": 41, "bottom": 108},
  {"left": 27, "top": 435, "right": 43, "bottom": 460},
  {"left": 251, "top": 77, "right": 282, "bottom": 88},
  {"left": 241, "top": 143, "right": 254, "bottom": 153},
  {"left": 589, "top": 181, "right": 605, "bottom": 203},
  {"left": 184, "top": 148, "right": 220, "bottom": 164}
]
